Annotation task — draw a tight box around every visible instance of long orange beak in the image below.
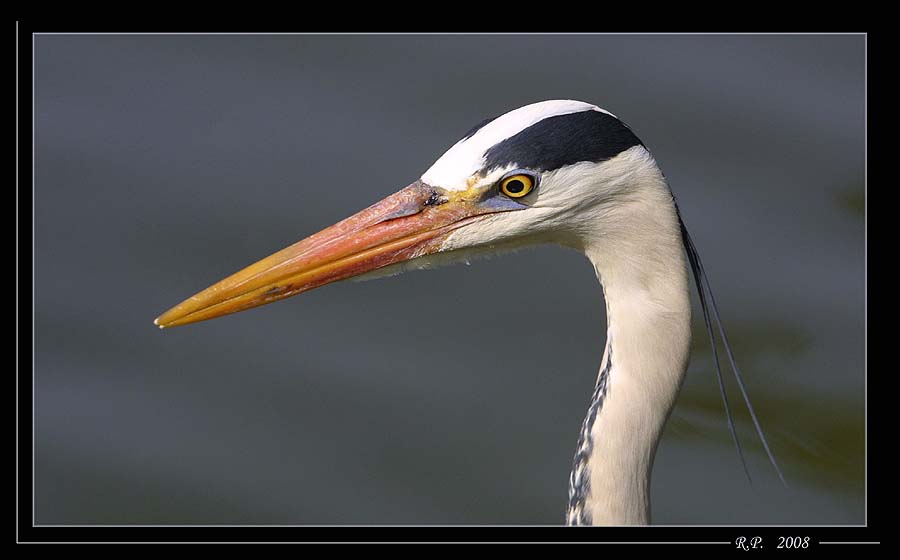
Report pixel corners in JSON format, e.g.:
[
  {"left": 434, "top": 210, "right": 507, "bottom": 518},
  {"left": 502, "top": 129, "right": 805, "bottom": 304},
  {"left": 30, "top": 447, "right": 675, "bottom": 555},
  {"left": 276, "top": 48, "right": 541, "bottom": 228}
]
[{"left": 154, "top": 181, "right": 508, "bottom": 328}]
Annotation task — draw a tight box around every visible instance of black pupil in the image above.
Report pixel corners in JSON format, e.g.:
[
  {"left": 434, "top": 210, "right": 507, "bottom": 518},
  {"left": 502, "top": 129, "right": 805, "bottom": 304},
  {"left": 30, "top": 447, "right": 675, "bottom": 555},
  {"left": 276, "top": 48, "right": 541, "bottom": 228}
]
[{"left": 506, "top": 179, "right": 525, "bottom": 194}]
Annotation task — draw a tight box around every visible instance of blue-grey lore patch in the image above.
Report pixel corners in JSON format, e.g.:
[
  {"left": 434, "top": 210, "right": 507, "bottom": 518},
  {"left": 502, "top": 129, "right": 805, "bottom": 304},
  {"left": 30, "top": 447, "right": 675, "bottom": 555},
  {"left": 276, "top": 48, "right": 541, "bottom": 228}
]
[{"left": 565, "top": 342, "right": 612, "bottom": 526}]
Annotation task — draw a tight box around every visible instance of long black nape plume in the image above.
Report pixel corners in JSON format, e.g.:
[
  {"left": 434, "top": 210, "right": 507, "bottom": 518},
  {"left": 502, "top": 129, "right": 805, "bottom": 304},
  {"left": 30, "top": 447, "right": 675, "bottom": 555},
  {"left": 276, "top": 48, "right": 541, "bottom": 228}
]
[
  {"left": 676, "top": 204, "right": 788, "bottom": 488},
  {"left": 677, "top": 210, "right": 751, "bottom": 484}
]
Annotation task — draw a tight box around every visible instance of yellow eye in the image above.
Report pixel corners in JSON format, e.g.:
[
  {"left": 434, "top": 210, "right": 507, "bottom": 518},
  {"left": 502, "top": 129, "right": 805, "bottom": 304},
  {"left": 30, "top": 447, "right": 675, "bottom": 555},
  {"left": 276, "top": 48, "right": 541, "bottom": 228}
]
[{"left": 499, "top": 174, "right": 534, "bottom": 198}]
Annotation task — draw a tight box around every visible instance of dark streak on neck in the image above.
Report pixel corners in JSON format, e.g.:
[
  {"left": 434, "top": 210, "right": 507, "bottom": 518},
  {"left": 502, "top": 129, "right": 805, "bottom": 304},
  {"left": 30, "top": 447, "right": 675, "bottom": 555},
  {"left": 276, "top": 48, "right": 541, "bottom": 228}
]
[{"left": 566, "top": 340, "right": 612, "bottom": 526}]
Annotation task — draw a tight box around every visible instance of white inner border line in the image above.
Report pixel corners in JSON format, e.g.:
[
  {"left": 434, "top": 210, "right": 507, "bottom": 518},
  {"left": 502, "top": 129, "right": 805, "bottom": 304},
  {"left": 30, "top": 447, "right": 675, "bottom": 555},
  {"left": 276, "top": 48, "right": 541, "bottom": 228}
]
[{"left": 26, "top": 31, "right": 868, "bottom": 535}]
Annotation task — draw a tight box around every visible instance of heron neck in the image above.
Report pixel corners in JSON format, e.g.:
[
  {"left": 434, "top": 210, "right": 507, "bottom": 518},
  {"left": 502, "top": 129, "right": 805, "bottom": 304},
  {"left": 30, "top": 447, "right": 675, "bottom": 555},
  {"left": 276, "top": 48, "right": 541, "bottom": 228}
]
[{"left": 566, "top": 171, "right": 692, "bottom": 525}]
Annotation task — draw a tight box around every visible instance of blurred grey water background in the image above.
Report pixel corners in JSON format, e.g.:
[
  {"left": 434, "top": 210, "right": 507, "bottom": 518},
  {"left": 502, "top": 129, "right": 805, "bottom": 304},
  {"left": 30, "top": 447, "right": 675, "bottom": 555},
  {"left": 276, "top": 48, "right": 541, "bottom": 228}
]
[{"left": 34, "top": 34, "right": 865, "bottom": 525}]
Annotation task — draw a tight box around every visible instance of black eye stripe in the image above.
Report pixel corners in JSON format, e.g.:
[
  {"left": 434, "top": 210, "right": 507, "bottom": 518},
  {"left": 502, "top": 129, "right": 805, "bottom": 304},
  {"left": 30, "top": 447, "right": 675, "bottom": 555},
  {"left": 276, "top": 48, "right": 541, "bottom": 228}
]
[{"left": 480, "top": 110, "right": 643, "bottom": 174}]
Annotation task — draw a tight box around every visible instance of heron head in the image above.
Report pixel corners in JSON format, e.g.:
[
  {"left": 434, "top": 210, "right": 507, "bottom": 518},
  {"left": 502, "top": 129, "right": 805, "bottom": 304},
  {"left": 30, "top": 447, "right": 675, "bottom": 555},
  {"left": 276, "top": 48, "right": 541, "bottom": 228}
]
[{"left": 155, "top": 100, "right": 657, "bottom": 328}]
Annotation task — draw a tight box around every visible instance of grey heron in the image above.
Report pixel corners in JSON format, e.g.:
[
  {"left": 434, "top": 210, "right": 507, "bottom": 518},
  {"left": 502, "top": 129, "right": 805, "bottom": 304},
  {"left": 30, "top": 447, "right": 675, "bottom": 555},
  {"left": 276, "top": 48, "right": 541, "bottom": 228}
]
[{"left": 155, "top": 99, "right": 784, "bottom": 525}]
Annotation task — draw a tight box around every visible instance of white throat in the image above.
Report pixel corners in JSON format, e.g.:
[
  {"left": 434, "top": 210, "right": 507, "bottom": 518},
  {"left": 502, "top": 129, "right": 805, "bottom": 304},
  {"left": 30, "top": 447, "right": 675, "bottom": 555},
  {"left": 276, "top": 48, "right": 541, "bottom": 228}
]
[{"left": 565, "top": 159, "right": 692, "bottom": 525}]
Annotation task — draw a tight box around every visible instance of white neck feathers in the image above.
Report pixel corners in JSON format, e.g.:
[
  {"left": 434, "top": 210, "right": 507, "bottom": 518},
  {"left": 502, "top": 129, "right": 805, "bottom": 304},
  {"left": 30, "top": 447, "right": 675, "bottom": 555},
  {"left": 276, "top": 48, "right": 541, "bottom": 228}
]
[{"left": 567, "top": 158, "right": 692, "bottom": 525}]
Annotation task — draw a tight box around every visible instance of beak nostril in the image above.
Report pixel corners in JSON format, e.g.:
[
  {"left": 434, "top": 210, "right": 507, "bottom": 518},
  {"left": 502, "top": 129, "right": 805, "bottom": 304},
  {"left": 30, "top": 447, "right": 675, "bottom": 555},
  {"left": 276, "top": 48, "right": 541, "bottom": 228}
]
[{"left": 424, "top": 191, "right": 448, "bottom": 207}]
